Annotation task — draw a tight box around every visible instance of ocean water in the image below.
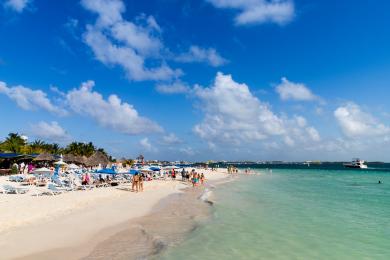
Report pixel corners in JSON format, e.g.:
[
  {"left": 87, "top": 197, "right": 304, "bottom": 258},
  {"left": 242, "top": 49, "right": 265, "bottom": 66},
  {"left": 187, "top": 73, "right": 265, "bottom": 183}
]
[{"left": 160, "top": 168, "right": 390, "bottom": 259}]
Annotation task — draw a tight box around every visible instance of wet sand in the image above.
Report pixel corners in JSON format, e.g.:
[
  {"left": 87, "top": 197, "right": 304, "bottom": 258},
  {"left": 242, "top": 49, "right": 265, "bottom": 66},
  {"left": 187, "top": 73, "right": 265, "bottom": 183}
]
[
  {"left": 82, "top": 186, "right": 212, "bottom": 259},
  {"left": 81, "top": 176, "right": 236, "bottom": 259}
]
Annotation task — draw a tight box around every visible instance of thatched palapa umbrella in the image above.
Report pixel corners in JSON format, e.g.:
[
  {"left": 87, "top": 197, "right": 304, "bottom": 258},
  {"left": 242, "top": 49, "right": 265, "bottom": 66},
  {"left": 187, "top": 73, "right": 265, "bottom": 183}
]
[
  {"left": 62, "top": 154, "right": 87, "bottom": 165},
  {"left": 74, "top": 156, "right": 87, "bottom": 165},
  {"left": 63, "top": 154, "right": 76, "bottom": 163},
  {"left": 33, "top": 153, "right": 55, "bottom": 162},
  {"left": 85, "top": 151, "right": 110, "bottom": 167}
]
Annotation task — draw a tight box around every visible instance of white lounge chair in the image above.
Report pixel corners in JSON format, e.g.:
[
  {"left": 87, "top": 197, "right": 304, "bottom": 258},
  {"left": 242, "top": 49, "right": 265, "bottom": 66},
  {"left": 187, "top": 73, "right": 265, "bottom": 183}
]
[
  {"left": 2, "top": 184, "right": 29, "bottom": 194},
  {"left": 47, "top": 183, "right": 65, "bottom": 195},
  {"left": 9, "top": 175, "right": 24, "bottom": 182}
]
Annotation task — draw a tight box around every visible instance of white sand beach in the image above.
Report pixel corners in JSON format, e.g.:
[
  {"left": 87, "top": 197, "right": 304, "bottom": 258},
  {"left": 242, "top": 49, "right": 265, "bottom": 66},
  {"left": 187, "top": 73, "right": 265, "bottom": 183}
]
[{"left": 0, "top": 168, "right": 229, "bottom": 259}]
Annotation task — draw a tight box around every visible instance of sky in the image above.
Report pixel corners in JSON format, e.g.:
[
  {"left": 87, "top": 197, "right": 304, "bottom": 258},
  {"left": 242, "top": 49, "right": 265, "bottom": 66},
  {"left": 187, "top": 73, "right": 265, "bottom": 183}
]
[{"left": 1, "top": 0, "right": 390, "bottom": 162}]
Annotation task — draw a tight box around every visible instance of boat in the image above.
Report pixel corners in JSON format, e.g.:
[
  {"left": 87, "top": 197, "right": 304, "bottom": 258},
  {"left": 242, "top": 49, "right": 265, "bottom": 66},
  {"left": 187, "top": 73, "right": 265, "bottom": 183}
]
[{"left": 344, "top": 158, "right": 368, "bottom": 169}]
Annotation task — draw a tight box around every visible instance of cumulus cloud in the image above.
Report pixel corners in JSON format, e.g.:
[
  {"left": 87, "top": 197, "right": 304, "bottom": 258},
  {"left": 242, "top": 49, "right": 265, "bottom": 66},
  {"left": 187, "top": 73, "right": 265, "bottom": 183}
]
[
  {"left": 275, "top": 77, "right": 319, "bottom": 101},
  {"left": 30, "top": 121, "right": 69, "bottom": 141},
  {"left": 206, "top": 0, "right": 294, "bottom": 25},
  {"left": 193, "top": 72, "right": 320, "bottom": 147},
  {"left": 66, "top": 80, "right": 163, "bottom": 135},
  {"left": 180, "top": 147, "right": 196, "bottom": 156},
  {"left": 175, "top": 46, "right": 228, "bottom": 67},
  {"left": 155, "top": 80, "right": 190, "bottom": 94},
  {"left": 81, "top": 0, "right": 181, "bottom": 81},
  {"left": 334, "top": 103, "right": 390, "bottom": 138},
  {"left": 3, "top": 0, "right": 31, "bottom": 13},
  {"left": 161, "top": 133, "right": 182, "bottom": 145},
  {"left": 139, "top": 137, "right": 157, "bottom": 152},
  {"left": 0, "top": 81, "right": 67, "bottom": 115}
]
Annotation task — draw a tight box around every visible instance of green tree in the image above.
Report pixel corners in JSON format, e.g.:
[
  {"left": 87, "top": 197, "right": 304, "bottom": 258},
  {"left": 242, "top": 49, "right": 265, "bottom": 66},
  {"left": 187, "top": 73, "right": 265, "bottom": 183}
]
[
  {"left": 64, "top": 142, "right": 98, "bottom": 157},
  {"left": 0, "top": 133, "right": 27, "bottom": 153}
]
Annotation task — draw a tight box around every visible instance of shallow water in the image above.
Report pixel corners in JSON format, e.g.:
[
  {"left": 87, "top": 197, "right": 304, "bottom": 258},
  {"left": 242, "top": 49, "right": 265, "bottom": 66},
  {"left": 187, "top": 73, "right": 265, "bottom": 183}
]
[
  {"left": 161, "top": 169, "right": 390, "bottom": 259},
  {"left": 82, "top": 187, "right": 212, "bottom": 260}
]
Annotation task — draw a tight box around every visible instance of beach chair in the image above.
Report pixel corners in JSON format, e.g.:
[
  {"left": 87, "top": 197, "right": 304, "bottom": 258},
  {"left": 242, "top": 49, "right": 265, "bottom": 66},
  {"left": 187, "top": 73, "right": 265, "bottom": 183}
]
[
  {"left": 47, "top": 184, "right": 65, "bottom": 195},
  {"left": 2, "top": 184, "right": 29, "bottom": 194},
  {"left": 9, "top": 175, "right": 24, "bottom": 182}
]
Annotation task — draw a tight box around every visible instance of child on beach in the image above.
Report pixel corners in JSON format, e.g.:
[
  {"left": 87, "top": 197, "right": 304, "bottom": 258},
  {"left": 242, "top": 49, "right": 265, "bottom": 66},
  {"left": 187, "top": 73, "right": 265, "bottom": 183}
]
[{"left": 200, "top": 173, "right": 205, "bottom": 185}]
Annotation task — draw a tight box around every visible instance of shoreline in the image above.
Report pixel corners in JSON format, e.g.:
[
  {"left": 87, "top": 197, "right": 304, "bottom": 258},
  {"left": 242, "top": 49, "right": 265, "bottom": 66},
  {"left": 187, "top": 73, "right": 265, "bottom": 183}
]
[{"left": 0, "top": 168, "right": 231, "bottom": 259}]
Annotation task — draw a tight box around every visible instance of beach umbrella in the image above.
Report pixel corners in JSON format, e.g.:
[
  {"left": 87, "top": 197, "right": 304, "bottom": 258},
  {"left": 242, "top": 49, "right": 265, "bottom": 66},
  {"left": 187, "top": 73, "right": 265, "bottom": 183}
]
[
  {"left": 96, "top": 168, "right": 117, "bottom": 174},
  {"left": 129, "top": 169, "right": 139, "bottom": 175},
  {"left": 163, "top": 165, "right": 180, "bottom": 170},
  {"left": 63, "top": 154, "right": 76, "bottom": 163},
  {"left": 85, "top": 151, "right": 110, "bottom": 167},
  {"left": 33, "top": 153, "right": 55, "bottom": 162},
  {"left": 139, "top": 166, "right": 154, "bottom": 172},
  {"left": 54, "top": 160, "right": 67, "bottom": 166},
  {"left": 32, "top": 167, "right": 53, "bottom": 174},
  {"left": 73, "top": 156, "right": 87, "bottom": 165}
]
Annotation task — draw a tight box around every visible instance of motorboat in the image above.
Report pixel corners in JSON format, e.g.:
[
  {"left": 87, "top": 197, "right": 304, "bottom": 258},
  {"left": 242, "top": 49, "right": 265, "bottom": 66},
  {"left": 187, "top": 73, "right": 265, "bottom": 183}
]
[{"left": 344, "top": 158, "right": 368, "bottom": 169}]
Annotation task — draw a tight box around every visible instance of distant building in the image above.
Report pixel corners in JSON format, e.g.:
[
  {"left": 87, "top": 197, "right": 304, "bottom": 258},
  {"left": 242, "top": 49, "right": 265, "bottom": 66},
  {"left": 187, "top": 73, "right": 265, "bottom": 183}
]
[{"left": 136, "top": 154, "right": 144, "bottom": 164}]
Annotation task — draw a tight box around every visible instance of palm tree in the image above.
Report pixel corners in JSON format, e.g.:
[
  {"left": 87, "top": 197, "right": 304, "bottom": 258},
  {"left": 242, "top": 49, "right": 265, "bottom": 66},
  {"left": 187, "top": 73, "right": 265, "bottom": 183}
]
[
  {"left": 0, "top": 133, "right": 27, "bottom": 153},
  {"left": 29, "top": 139, "right": 47, "bottom": 153},
  {"left": 64, "top": 142, "right": 97, "bottom": 157},
  {"left": 45, "top": 143, "right": 62, "bottom": 155}
]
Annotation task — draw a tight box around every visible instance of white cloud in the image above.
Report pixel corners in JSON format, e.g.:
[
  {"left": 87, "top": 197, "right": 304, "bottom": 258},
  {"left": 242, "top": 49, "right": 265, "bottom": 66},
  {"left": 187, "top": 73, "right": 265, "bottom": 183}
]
[
  {"left": 0, "top": 81, "right": 67, "bottom": 115},
  {"left": 30, "top": 121, "right": 69, "bottom": 141},
  {"left": 275, "top": 77, "right": 318, "bottom": 101},
  {"left": 180, "top": 147, "right": 196, "bottom": 156},
  {"left": 81, "top": 0, "right": 181, "bottom": 81},
  {"left": 306, "top": 126, "right": 320, "bottom": 141},
  {"left": 175, "top": 46, "right": 228, "bottom": 67},
  {"left": 206, "top": 0, "right": 294, "bottom": 25},
  {"left": 162, "top": 133, "right": 182, "bottom": 145},
  {"left": 4, "top": 0, "right": 31, "bottom": 13},
  {"left": 81, "top": 0, "right": 124, "bottom": 27},
  {"left": 193, "top": 72, "right": 320, "bottom": 147},
  {"left": 64, "top": 18, "right": 79, "bottom": 39},
  {"left": 66, "top": 80, "right": 163, "bottom": 134},
  {"left": 334, "top": 103, "right": 390, "bottom": 138},
  {"left": 155, "top": 80, "right": 190, "bottom": 94},
  {"left": 139, "top": 137, "right": 157, "bottom": 152}
]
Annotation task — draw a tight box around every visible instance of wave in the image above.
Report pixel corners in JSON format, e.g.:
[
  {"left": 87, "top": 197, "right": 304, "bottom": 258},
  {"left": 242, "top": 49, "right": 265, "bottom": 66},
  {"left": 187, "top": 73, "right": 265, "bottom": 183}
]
[{"left": 199, "top": 188, "right": 214, "bottom": 206}]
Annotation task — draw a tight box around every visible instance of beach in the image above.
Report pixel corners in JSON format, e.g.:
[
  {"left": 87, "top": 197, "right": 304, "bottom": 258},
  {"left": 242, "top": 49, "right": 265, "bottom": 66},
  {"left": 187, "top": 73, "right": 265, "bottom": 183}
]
[{"left": 0, "top": 168, "right": 230, "bottom": 259}]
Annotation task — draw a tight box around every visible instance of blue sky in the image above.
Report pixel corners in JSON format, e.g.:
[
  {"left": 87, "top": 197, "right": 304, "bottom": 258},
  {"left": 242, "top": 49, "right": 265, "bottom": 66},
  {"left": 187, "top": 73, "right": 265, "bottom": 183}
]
[{"left": 1, "top": 0, "right": 390, "bottom": 161}]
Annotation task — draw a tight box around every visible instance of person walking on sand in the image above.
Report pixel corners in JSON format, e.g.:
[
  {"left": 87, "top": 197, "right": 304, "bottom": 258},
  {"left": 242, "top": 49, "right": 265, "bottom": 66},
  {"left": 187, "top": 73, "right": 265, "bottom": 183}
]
[
  {"left": 132, "top": 173, "right": 139, "bottom": 192},
  {"left": 139, "top": 173, "right": 144, "bottom": 192}
]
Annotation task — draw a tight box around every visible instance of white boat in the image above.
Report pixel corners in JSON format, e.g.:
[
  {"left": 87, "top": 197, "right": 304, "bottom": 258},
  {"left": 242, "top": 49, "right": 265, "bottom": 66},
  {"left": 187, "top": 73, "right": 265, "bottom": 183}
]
[{"left": 344, "top": 158, "right": 368, "bottom": 169}]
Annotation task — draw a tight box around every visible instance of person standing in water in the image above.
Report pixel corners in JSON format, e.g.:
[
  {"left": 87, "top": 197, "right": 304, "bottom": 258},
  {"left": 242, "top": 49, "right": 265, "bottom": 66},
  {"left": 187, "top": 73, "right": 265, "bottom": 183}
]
[{"left": 200, "top": 173, "right": 205, "bottom": 185}]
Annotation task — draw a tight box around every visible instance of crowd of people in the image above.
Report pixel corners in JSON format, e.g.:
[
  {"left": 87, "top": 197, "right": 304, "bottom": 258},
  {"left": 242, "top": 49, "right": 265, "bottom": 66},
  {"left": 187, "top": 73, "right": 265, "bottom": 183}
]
[
  {"left": 11, "top": 162, "right": 35, "bottom": 175},
  {"left": 180, "top": 168, "right": 205, "bottom": 187},
  {"left": 129, "top": 168, "right": 206, "bottom": 193},
  {"left": 227, "top": 165, "right": 239, "bottom": 174}
]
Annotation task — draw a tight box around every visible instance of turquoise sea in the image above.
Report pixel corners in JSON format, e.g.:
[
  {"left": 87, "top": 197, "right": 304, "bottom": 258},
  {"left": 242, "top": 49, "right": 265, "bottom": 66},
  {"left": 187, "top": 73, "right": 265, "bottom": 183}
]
[{"left": 161, "top": 166, "right": 390, "bottom": 259}]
